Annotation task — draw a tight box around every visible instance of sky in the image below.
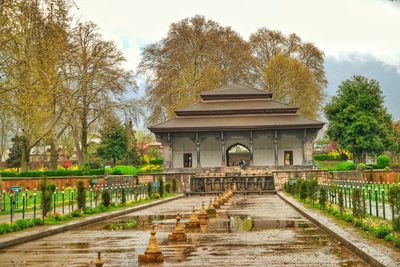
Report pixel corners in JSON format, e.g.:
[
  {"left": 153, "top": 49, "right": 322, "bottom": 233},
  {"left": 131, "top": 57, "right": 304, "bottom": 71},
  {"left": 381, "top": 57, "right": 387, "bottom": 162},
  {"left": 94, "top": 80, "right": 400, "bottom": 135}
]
[{"left": 73, "top": 0, "right": 400, "bottom": 119}]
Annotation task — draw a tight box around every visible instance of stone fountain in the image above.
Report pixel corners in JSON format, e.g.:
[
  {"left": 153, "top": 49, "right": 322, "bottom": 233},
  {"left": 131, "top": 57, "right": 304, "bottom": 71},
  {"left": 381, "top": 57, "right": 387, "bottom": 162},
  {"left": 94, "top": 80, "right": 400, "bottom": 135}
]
[
  {"left": 138, "top": 225, "right": 164, "bottom": 263},
  {"left": 198, "top": 202, "right": 209, "bottom": 225},
  {"left": 186, "top": 206, "right": 200, "bottom": 228},
  {"left": 206, "top": 199, "right": 216, "bottom": 216},
  {"left": 168, "top": 214, "right": 187, "bottom": 241}
]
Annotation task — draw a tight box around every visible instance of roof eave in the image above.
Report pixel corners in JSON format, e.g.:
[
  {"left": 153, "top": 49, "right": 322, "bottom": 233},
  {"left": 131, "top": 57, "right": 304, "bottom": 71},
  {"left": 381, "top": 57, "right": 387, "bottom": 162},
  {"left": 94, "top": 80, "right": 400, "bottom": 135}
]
[
  {"left": 201, "top": 94, "right": 272, "bottom": 101},
  {"left": 149, "top": 123, "right": 325, "bottom": 133}
]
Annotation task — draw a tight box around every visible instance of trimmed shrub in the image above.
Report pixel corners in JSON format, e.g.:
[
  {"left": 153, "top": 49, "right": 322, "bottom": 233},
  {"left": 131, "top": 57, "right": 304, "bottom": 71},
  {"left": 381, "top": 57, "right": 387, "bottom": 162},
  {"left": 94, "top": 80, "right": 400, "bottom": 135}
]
[
  {"left": 342, "top": 212, "right": 353, "bottom": 222},
  {"left": 393, "top": 234, "right": 400, "bottom": 248},
  {"left": 0, "top": 223, "right": 12, "bottom": 234},
  {"left": 32, "top": 218, "right": 42, "bottom": 225},
  {"left": 158, "top": 177, "right": 164, "bottom": 197},
  {"left": 306, "top": 178, "right": 318, "bottom": 205},
  {"left": 39, "top": 177, "right": 53, "bottom": 219},
  {"left": 352, "top": 218, "right": 363, "bottom": 228},
  {"left": 149, "top": 158, "right": 163, "bottom": 165},
  {"left": 84, "top": 207, "right": 102, "bottom": 214},
  {"left": 121, "top": 188, "right": 126, "bottom": 204},
  {"left": 373, "top": 224, "right": 391, "bottom": 239},
  {"left": 388, "top": 185, "right": 400, "bottom": 232},
  {"left": 319, "top": 187, "right": 327, "bottom": 210},
  {"left": 165, "top": 182, "right": 171, "bottom": 193},
  {"left": 101, "top": 189, "right": 111, "bottom": 208},
  {"left": 172, "top": 178, "right": 177, "bottom": 193},
  {"left": 376, "top": 155, "right": 390, "bottom": 169},
  {"left": 71, "top": 210, "right": 82, "bottom": 217},
  {"left": 352, "top": 188, "right": 365, "bottom": 219},
  {"left": 338, "top": 191, "right": 344, "bottom": 217},
  {"left": 109, "top": 165, "right": 138, "bottom": 175},
  {"left": 147, "top": 182, "right": 152, "bottom": 197},
  {"left": 299, "top": 180, "right": 307, "bottom": 200},
  {"left": 357, "top": 163, "right": 366, "bottom": 170},
  {"left": 77, "top": 180, "right": 86, "bottom": 211},
  {"left": 335, "top": 161, "right": 356, "bottom": 171}
]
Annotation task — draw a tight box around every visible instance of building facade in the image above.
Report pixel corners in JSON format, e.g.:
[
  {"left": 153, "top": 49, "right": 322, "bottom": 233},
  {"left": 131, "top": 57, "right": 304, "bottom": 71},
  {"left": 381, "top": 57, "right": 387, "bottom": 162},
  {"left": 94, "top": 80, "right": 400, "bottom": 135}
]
[{"left": 149, "top": 84, "right": 324, "bottom": 172}]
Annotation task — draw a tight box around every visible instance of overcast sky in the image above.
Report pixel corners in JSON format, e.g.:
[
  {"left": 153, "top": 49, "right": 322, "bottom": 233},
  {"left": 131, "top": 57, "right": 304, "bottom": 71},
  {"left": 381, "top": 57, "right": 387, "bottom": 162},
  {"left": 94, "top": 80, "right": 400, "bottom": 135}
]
[{"left": 74, "top": 0, "right": 400, "bottom": 119}]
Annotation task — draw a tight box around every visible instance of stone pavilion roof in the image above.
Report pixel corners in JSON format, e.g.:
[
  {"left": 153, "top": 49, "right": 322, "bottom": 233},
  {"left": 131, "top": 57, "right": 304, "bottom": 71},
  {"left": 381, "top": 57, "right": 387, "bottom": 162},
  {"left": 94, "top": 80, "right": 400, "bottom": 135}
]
[{"left": 149, "top": 84, "right": 324, "bottom": 133}]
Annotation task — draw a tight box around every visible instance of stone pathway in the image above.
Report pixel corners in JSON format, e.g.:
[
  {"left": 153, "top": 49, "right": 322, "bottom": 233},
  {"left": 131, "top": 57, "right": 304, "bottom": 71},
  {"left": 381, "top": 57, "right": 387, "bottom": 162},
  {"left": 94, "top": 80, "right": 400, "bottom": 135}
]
[
  {"left": 0, "top": 194, "right": 370, "bottom": 266},
  {"left": 280, "top": 192, "right": 400, "bottom": 267}
]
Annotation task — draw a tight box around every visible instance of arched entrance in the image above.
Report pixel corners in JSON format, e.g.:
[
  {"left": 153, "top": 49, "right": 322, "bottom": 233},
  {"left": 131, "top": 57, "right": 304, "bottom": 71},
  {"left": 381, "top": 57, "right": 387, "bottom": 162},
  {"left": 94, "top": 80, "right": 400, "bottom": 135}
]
[{"left": 226, "top": 143, "right": 250, "bottom": 167}]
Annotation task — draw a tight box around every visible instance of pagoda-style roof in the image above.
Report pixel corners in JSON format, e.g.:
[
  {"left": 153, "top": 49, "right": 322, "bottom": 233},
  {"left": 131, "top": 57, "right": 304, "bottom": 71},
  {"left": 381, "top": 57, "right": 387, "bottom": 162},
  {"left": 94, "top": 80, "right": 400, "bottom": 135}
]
[
  {"left": 200, "top": 84, "right": 272, "bottom": 100},
  {"left": 149, "top": 83, "right": 324, "bottom": 133},
  {"left": 175, "top": 99, "right": 298, "bottom": 116}
]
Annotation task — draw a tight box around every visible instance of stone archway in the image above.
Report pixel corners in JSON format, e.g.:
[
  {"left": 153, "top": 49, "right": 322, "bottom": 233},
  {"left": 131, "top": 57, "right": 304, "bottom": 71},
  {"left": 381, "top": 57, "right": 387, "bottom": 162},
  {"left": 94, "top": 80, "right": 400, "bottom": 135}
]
[{"left": 226, "top": 143, "right": 250, "bottom": 167}]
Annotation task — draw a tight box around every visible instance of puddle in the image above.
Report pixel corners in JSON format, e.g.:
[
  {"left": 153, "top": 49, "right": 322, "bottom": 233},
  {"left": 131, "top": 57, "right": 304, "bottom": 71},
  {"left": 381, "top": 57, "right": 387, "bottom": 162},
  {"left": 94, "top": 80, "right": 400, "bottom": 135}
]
[{"left": 0, "top": 195, "right": 369, "bottom": 267}]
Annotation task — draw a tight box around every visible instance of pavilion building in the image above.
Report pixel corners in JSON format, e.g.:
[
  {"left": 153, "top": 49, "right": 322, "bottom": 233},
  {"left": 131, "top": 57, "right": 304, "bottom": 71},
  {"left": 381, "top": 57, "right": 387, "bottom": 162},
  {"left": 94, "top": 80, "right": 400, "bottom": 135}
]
[{"left": 149, "top": 84, "right": 324, "bottom": 173}]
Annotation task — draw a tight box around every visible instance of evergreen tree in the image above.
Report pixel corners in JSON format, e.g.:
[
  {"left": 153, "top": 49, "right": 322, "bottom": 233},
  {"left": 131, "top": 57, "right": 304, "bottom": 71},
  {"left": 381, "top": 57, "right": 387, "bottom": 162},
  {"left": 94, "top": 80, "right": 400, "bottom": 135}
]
[
  {"left": 147, "top": 182, "right": 152, "bottom": 197},
  {"left": 40, "top": 177, "right": 53, "bottom": 221},
  {"left": 6, "top": 135, "right": 29, "bottom": 169},
  {"left": 172, "top": 178, "right": 177, "bottom": 193},
  {"left": 101, "top": 189, "right": 111, "bottom": 207},
  {"left": 97, "top": 121, "right": 128, "bottom": 166},
  {"left": 158, "top": 177, "right": 164, "bottom": 197},
  {"left": 77, "top": 180, "right": 86, "bottom": 211},
  {"left": 325, "top": 75, "right": 398, "bottom": 163},
  {"left": 125, "top": 120, "right": 141, "bottom": 165}
]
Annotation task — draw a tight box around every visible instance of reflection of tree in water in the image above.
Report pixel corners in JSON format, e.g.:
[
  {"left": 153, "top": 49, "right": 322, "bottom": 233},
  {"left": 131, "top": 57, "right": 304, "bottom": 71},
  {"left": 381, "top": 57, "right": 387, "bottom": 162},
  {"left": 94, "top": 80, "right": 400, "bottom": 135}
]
[{"left": 231, "top": 216, "right": 253, "bottom": 232}]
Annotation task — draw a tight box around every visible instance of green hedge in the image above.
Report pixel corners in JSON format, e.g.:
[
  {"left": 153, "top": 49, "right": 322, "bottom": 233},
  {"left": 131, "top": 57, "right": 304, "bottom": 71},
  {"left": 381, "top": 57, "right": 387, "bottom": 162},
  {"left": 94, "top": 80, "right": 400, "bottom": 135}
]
[
  {"left": 108, "top": 165, "right": 139, "bottom": 175},
  {"left": 376, "top": 155, "right": 390, "bottom": 169},
  {"left": 0, "top": 218, "right": 42, "bottom": 234},
  {"left": 314, "top": 154, "right": 348, "bottom": 161},
  {"left": 334, "top": 161, "right": 356, "bottom": 171},
  {"left": 0, "top": 168, "right": 105, "bottom": 178},
  {"left": 149, "top": 158, "right": 163, "bottom": 165}
]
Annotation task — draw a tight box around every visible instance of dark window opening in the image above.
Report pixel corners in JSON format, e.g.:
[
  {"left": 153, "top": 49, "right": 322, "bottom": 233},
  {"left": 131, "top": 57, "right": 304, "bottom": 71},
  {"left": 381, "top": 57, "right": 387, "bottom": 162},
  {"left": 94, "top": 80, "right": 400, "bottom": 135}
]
[
  {"left": 184, "top": 153, "right": 192, "bottom": 167},
  {"left": 284, "top": 151, "right": 293, "bottom": 165}
]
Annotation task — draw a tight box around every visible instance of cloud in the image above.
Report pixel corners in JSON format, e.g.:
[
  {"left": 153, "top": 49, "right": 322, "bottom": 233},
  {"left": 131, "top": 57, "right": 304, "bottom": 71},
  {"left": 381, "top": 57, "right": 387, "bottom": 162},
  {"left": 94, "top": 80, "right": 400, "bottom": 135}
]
[{"left": 74, "top": 0, "right": 400, "bottom": 72}]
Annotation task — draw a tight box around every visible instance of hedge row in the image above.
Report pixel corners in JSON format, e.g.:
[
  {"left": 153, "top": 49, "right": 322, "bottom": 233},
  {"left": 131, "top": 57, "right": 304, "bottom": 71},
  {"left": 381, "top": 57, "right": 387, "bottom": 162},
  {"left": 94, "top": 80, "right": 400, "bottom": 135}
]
[
  {"left": 149, "top": 158, "right": 163, "bottom": 165},
  {"left": 314, "top": 154, "right": 347, "bottom": 161},
  {"left": 0, "top": 168, "right": 105, "bottom": 178}
]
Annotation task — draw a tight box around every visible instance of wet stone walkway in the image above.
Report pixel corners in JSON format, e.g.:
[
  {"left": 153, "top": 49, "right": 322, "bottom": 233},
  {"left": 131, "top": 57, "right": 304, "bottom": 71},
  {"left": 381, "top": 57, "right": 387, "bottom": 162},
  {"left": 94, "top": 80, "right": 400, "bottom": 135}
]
[{"left": 0, "top": 195, "right": 368, "bottom": 266}]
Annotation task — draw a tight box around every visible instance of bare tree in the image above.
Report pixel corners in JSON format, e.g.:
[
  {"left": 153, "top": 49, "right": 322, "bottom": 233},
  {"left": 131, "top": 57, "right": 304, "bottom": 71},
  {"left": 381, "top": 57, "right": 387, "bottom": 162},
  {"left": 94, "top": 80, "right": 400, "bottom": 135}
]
[
  {"left": 0, "top": 0, "right": 72, "bottom": 170},
  {"left": 138, "top": 15, "right": 254, "bottom": 124},
  {"left": 66, "top": 22, "right": 136, "bottom": 165}
]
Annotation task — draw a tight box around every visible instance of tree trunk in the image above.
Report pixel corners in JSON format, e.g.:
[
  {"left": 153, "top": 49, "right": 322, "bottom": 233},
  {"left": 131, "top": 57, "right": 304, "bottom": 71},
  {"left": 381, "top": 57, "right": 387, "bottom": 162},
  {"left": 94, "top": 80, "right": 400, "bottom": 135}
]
[
  {"left": 80, "top": 117, "right": 88, "bottom": 164},
  {"left": 49, "top": 138, "right": 59, "bottom": 170},
  {"left": 112, "top": 156, "right": 116, "bottom": 167},
  {"left": 20, "top": 145, "right": 30, "bottom": 172}
]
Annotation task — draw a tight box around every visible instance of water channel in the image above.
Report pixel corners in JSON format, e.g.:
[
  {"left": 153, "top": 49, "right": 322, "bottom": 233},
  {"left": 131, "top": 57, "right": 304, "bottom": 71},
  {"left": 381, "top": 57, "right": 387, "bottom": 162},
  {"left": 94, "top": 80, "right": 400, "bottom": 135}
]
[{"left": 0, "top": 195, "right": 368, "bottom": 266}]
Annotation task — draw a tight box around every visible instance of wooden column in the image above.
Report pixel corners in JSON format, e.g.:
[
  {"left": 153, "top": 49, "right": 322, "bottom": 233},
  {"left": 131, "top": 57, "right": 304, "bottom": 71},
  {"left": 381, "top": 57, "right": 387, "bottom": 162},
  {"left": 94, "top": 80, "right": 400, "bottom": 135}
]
[
  {"left": 302, "top": 129, "right": 307, "bottom": 165},
  {"left": 164, "top": 132, "right": 173, "bottom": 169},
  {"left": 221, "top": 131, "right": 225, "bottom": 166},
  {"left": 196, "top": 132, "right": 201, "bottom": 168},
  {"left": 274, "top": 130, "right": 278, "bottom": 165},
  {"left": 249, "top": 130, "right": 254, "bottom": 166}
]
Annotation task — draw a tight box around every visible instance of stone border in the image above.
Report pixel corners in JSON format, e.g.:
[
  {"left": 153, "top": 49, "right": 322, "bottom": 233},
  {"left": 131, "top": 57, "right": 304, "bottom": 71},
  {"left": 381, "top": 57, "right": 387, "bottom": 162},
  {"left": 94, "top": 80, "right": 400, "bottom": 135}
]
[
  {"left": 277, "top": 192, "right": 398, "bottom": 267},
  {"left": 0, "top": 194, "right": 184, "bottom": 250}
]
